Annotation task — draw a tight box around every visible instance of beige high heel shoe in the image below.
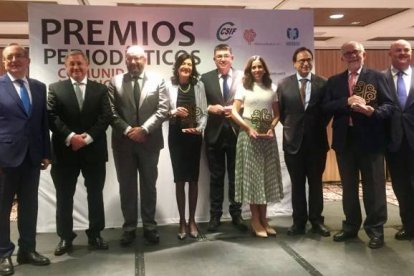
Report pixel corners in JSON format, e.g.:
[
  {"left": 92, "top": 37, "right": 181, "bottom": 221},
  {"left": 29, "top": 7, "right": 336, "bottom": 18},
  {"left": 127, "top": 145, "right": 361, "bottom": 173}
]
[
  {"left": 251, "top": 221, "right": 268, "bottom": 238},
  {"left": 264, "top": 225, "right": 277, "bottom": 236}
]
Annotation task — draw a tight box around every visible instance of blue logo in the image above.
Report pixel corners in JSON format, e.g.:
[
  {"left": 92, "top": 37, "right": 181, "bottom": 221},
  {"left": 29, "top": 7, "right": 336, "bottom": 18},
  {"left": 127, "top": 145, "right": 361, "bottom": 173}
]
[
  {"left": 287, "top": 28, "right": 299, "bottom": 40},
  {"left": 217, "top": 22, "right": 237, "bottom": 41}
]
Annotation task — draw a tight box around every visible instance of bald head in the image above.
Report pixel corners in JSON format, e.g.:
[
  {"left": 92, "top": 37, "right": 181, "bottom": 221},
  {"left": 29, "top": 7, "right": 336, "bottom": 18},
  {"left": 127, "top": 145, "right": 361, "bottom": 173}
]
[
  {"left": 389, "top": 39, "right": 412, "bottom": 71},
  {"left": 125, "top": 45, "right": 147, "bottom": 76}
]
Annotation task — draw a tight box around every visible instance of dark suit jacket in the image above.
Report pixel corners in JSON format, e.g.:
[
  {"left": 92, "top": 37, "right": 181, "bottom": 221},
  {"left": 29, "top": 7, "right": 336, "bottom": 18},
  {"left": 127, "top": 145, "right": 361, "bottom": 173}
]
[
  {"left": 383, "top": 67, "right": 414, "bottom": 152},
  {"left": 201, "top": 69, "right": 243, "bottom": 145},
  {"left": 48, "top": 79, "right": 111, "bottom": 165},
  {"left": 277, "top": 73, "right": 329, "bottom": 155},
  {"left": 0, "top": 74, "right": 50, "bottom": 168},
  {"left": 322, "top": 67, "right": 394, "bottom": 153}
]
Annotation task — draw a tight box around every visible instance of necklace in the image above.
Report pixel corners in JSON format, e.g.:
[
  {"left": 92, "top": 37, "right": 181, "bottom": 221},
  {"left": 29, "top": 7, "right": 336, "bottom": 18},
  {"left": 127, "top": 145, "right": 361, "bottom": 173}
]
[{"left": 179, "top": 83, "right": 191, "bottom": 93}]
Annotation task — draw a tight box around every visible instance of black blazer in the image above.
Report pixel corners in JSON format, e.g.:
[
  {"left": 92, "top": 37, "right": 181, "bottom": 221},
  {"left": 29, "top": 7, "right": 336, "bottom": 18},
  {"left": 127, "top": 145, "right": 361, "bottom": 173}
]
[
  {"left": 384, "top": 67, "right": 414, "bottom": 152},
  {"left": 322, "top": 67, "right": 394, "bottom": 153},
  {"left": 277, "top": 73, "right": 329, "bottom": 154},
  {"left": 48, "top": 79, "right": 112, "bottom": 165},
  {"left": 201, "top": 69, "right": 243, "bottom": 145}
]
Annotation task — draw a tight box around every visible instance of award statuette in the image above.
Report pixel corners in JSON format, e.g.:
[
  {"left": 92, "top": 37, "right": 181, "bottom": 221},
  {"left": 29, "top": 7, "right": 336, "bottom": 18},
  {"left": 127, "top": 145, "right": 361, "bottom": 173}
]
[
  {"left": 353, "top": 80, "right": 378, "bottom": 108},
  {"left": 250, "top": 108, "right": 272, "bottom": 137},
  {"left": 180, "top": 104, "right": 201, "bottom": 129}
]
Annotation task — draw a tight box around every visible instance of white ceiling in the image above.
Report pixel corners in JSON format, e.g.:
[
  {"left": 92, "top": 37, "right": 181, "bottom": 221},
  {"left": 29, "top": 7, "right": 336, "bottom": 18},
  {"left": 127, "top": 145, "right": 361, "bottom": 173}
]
[{"left": 1, "top": 0, "right": 413, "bottom": 49}]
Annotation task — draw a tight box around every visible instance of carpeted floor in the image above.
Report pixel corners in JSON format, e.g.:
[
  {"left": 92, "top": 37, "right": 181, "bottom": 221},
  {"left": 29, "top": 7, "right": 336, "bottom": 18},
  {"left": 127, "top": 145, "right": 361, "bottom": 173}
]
[
  {"left": 10, "top": 182, "right": 398, "bottom": 222},
  {"left": 323, "top": 182, "right": 398, "bottom": 205}
]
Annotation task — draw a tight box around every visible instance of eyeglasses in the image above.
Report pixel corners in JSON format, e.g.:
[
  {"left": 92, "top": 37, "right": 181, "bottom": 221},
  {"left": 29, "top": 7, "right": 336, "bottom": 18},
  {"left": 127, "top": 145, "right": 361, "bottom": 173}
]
[
  {"left": 126, "top": 56, "right": 145, "bottom": 62},
  {"left": 215, "top": 54, "right": 231, "bottom": 60},
  {"left": 3, "top": 53, "right": 27, "bottom": 61},
  {"left": 343, "top": 50, "right": 362, "bottom": 58},
  {"left": 296, "top": 58, "right": 312, "bottom": 64}
]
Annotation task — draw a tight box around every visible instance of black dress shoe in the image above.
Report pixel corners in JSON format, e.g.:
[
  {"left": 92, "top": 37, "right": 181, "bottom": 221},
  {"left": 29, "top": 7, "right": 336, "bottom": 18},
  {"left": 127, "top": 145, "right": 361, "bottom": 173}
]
[
  {"left": 368, "top": 236, "right": 384, "bottom": 249},
  {"left": 120, "top": 230, "right": 136, "bottom": 246},
  {"left": 0, "top": 257, "right": 14, "bottom": 276},
  {"left": 287, "top": 225, "right": 305, "bottom": 236},
  {"left": 333, "top": 230, "right": 358, "bottom": 242},
  {"left": 88, "top": 236, "right": 109, "bottom": 250},
  {"left": 16, "top": 251, "right": 50, "bottom": 266},
  {"left": 143, "top": 229, "right": 160, "bottom": 244},
  {"left": 232, "top": 215, "right": 248, "bottom": 231},
  {"left": 207, "top": 217, "right": 221, "bottom": 232},
  {"left": 395, "top": 229, "right": 414, "bottom": 241},
  {"left": 54, "top": 239, "right": 73, "bottom": 256},
  {"left": 311, "top": 223, "right": 331, "bottom": 237}
]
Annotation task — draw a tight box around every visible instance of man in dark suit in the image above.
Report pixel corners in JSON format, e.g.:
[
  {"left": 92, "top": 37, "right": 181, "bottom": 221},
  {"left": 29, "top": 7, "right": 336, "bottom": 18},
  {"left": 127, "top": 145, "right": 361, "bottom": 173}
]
[
  {"left": 323, "top": 41, "right": 394, "bottom": 249},
  {"left": 200, "top": 44, "right": 246, "bottom": 232},
  {"left": 48, "top": 50, "right": 111, "bottom": 255},
  {"left": 383, "top": 39, "right": 414, "bottom": 241},
  {"left": 0, "top": 44, "right": 51, "bottom": 276},
  {"left": 277, "top": 47, "right": 330, "bottom": 237},
  {"left": 108, "top": 45, "right": 169, "bottom": 245}
]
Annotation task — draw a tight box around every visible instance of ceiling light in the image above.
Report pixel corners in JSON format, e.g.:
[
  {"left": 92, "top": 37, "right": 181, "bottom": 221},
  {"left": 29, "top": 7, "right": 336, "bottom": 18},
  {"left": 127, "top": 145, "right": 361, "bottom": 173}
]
[
  {"left": 351, "top": 21, "right": 361, "bottom": 25},
  {"left": 329, "top": 14, "right": 344, "bottom": 19}
]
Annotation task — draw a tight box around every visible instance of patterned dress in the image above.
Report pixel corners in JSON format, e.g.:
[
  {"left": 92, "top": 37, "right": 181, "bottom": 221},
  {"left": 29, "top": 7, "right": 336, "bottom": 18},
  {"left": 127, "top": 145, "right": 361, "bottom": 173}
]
[{"left": 234, "top": 82, "right": 283, "bottom": 204}]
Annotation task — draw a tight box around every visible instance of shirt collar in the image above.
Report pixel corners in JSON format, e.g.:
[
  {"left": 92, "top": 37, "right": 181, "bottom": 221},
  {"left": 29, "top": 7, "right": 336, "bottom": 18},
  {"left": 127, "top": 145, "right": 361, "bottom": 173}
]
[
  {"left": 8, "top": 73, "right": 28, "bottom": 84},
  {"left": 130, "top": 72, "right": 144, "bottom": 80},
  {"left": 219, "top": 68, "right": 233, "bottom": 79},
  {"left": 348, "top": 67, "right": 362, "bottom": 76},
  {"left": 391, "top": 65, "right": 411, "bottom": 77},
  {"left": 70, "top": 76, "right": 88, "bottom": 85},
  {"left": 296, "top": 72, "right": 311, "bottom": 82}
]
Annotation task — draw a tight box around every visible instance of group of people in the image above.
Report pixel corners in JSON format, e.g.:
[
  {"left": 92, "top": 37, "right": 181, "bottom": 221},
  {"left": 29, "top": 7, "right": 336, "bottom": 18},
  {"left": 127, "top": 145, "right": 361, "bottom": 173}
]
[{"left": 0, "top": 38, "right": 413, "bottom": 275}]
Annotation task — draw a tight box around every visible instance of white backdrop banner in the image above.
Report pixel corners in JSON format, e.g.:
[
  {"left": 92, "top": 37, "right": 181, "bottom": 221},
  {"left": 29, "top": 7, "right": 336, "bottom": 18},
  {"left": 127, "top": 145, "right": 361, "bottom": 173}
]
[{"left": 28, "top": 4, "right": 314, "bottom": 232}]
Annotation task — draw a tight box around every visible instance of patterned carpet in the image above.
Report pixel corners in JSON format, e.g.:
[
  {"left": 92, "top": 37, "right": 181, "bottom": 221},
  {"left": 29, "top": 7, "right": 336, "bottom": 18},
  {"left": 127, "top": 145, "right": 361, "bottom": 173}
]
[
  {"left": 10, "top": 182, "right": 398, "bottom": 222},
  {"left": 323, "top": 182, "right": 398, "bottom": 206}
]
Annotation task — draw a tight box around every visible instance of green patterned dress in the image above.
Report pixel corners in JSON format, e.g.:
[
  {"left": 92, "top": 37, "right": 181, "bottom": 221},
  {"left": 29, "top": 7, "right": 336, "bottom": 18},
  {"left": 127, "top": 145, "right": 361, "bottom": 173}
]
[{"left": 234, "top": 83, "right": 283, "bottom": 204}]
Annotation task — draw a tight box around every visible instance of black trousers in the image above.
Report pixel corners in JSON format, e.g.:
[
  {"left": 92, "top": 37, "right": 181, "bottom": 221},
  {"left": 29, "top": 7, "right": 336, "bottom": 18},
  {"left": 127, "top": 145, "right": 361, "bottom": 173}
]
[
  {"left": 285, "top": 145, "right": 326, "bottom": 227},
  {"left": 0, "top": 155, "right": 40, "bottom": 257},
  {"left": 51, "top": 162, "right": 106, "bottom": 241},
  {"left": 336, "top": 129, "right": 387, "bottom": 238},
  {"left": 386, "top": 137, "right": 414, "bottom": 235},
  {"left": 206, "top": 125, "right": 241, "bottom": 218}
]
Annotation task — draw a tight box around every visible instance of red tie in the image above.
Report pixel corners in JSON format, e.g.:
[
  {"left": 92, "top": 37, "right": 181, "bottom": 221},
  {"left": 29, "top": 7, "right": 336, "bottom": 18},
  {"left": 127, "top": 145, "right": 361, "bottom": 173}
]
[{"left": 348, "top": 72, "right": 357, "bottom": 96}]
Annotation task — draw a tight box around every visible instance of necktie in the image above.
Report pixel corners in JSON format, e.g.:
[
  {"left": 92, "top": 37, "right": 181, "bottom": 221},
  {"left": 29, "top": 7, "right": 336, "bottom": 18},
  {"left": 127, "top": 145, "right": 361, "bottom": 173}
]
[
  {"left": 74, "top": 82, "right": 84, "bottom": 109},
  {"left": 222, "top": 74, "right": 230, "bottom": 102},
  {"left": 16, "top": 79, "right": 31, "bottom": 115},
  {"left": 397, "top": 71, "right": 407, "bottom": 108},
  {"left": 348, "top": 72, "right": 357, "bottom": 96},
  {"left": 348, "top": 72, "right": 357, "bottom": 125},
  {"left": 299, "top": 78, "right": 308, "bottom": 107},
  {"left": 133, "top": 76, "right": 141, "bottom": 109}
]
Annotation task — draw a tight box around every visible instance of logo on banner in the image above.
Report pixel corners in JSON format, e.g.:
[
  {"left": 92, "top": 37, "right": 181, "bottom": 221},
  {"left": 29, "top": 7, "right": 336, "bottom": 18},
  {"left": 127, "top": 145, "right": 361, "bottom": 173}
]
[
  {"left": 243, "top": 29, "right": 256, "bottom": 45},
  {"left": 286, "top": 27, "right": 300, "bottom": 46},
  {"left": 216, "top": 22, "right": 237, "bottom": 41}
]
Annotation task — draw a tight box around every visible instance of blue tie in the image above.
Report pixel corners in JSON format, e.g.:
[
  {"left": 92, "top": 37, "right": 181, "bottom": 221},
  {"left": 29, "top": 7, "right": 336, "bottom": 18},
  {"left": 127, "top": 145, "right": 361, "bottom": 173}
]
[
  {"left": 222, "top": 74, "right": 230, "bottom": 102},
  {"left": 397, "top": 71, "right": 408, "bottom": 108},
  {"left": 16, "top": 79, "right": 31, "bottom": 115}
]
